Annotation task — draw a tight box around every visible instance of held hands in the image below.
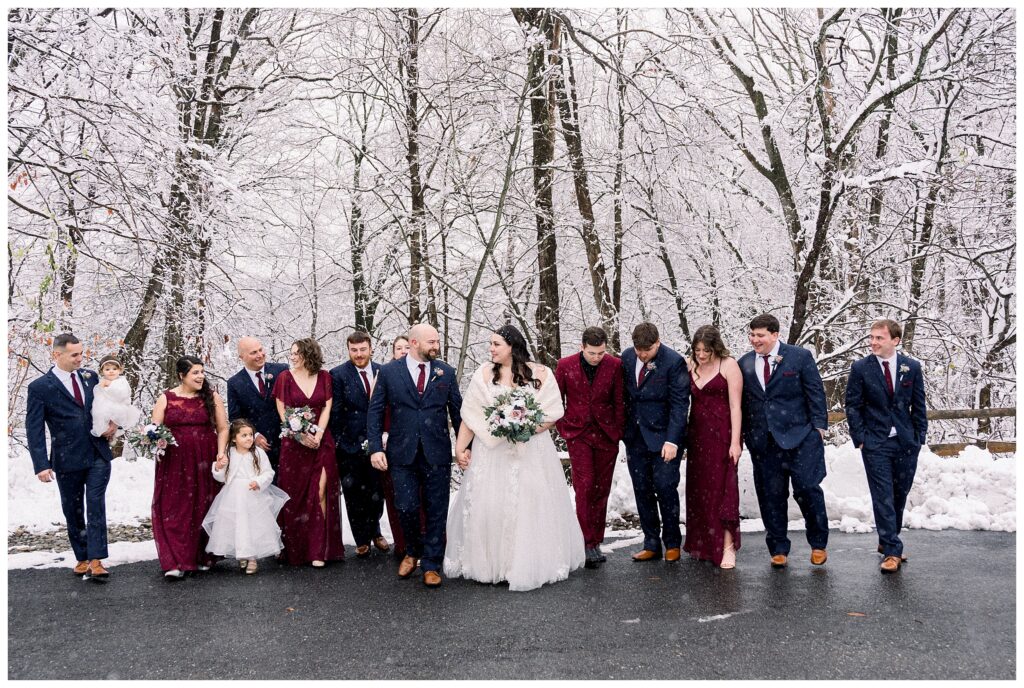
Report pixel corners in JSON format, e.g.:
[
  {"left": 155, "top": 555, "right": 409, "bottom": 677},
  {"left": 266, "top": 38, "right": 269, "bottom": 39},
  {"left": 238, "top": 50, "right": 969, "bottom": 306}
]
[
  {"left": 729, "top": 442, "right": 741, "bottom": 466},
  {"left": 101, "top": 420, "right": 118, "bottom": 440},
  {"left": 661, "top": 442, "right": 678, "bottom": 463},
  {"left": 817, "top": 428, "right": 827, "bottom": 439},
  {"left": 254, "top": 433, "right": 271, "bottom": 451},
  {"left": 36, "top": 469, "right": 55, "bottom": 483},
  {"left": 215, "top": 454, "right": 228, "bottom": 470},
  {"left": 248, "top": 480, "right": 259, "bottom": 491},
  {"left": 456, "top": 447, "right": 472, "bottom": 469},
  {"left": 370, "top": 451, "right": 388, "bottom": 471}
]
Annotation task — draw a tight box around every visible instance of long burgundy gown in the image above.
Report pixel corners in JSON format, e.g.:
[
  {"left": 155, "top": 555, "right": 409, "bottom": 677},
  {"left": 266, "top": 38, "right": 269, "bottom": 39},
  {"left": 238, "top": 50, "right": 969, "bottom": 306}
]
[
  {"left": 684, "top": 370, "right": 741, "bottom": 565},
  {"left": 274, "top": 369, "right": 344, "bottom": 565},
  {"left": 152, "top": 390, "right": 221, "bottom": 572}
]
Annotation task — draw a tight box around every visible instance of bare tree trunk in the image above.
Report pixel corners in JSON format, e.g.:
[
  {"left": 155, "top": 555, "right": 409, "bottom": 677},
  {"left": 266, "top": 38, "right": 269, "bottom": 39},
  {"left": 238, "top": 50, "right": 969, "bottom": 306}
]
[
  {"left": 513, "top": 8, "right": 561, "bottom": 367},
  {"left": 610, "top": 8, "right": 628, "bottom": 353},
  {"left": 402, "top": 8, "right": 425, "bottom": 326}
]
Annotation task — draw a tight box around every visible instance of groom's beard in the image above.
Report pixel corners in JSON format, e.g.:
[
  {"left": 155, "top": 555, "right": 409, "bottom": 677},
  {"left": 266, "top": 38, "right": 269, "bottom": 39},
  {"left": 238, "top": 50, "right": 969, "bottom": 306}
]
[{"left": 420, "top": 349, "right": 439, "bottom": 361}]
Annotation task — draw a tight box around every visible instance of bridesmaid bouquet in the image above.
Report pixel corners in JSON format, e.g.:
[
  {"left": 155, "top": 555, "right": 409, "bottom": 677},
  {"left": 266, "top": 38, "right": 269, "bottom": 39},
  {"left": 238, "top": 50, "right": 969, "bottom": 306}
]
[
  {"left": 280, "top": 405, "right": 320, "bottom": 440},
  {"left": 484, "top": 388, "right": 545, "bottom": 444},
  {"left": 123, "top": 423, "right": 177, "bottom": 462}
]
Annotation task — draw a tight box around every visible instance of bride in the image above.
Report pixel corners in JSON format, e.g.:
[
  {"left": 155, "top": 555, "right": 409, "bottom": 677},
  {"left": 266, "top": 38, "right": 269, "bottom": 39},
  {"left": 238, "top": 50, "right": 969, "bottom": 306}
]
[{"left": 444, "top": 325, "right": 586, "bottom": 591}]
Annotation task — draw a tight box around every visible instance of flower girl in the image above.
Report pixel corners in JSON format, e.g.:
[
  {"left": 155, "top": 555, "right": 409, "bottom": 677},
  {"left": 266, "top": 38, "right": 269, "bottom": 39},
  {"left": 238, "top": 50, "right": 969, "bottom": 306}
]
[{"left": 203, "top": 419, "right": 289, "bottom": 574}]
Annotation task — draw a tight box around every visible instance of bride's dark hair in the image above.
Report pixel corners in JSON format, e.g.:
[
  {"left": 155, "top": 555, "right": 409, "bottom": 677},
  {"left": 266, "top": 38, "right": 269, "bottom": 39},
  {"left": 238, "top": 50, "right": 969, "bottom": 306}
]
[{"left": 491, "top": 325, "right": 541, "bottom": 389}]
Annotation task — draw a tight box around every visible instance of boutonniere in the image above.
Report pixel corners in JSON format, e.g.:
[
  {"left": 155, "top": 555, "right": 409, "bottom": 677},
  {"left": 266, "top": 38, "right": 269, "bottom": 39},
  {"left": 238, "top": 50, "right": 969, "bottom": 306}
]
[
  {"left": 773, "top": 355, "right": 783, "bottom": 366},
  {"left": 265, "top": 372, "right": 274, "bottom": 381},
  {"left": 431, "top": 368, "right": 445, "bottom": 382},
  {"left": 82, "top": 371, "right": 93, "bottom": 380},
  {"left": 899, "top": 364, "right": 909, "bottom": 375},
  {"left": 645, "top": 361, "right": 657, "bottom": 372}
]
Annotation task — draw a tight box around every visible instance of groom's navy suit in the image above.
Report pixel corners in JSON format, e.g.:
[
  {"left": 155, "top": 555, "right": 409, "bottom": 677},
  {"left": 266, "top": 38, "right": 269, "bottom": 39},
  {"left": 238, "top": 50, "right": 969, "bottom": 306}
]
[
  {"left": 367, "top": 355, "right": 462, "bottom": 572},
  {"left": 330, "top": 360, "right": 384, "bottom": 548},
  {"left": 621, "top": 344, "right": 690, "bottom": 553},
  {"left": 226, "top": 362, "right": 288, "bottom": 473},
  {"left": 844, "top": 352, "right": 927, "bottom": 557},
  {"left": 739, "top": 342, "right": 829, "bottom": 556},
  {"left": 26, "top": 367, "right": 114, "bottom": 562}
]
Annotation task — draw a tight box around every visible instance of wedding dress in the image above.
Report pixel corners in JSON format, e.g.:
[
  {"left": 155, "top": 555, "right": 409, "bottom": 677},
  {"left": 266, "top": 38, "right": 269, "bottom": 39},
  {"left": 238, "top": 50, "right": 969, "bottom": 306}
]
[{"left": 444, "top": 362, "right": 585, "bottom": 591}]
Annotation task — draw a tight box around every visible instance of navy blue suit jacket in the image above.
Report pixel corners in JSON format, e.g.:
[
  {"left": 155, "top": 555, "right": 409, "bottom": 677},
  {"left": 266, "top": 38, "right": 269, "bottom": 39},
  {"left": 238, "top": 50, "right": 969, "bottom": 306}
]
[
  {"left": 226, "top": 363, "right": 288, "bottom": 453},
  {"left": 26, "top": 368, "right": 114, "bottom": 474},
  {"left": 739, "top": 342, "right": 828, "bottom": 453},
  {"left": 329, "top": 360, "right": 382, "bottom": 454},
  {"left": 844, "top": 353, "right": 927, "bottom": 451},
  {"left": 366, "top": 357, "right": 462, "bottom": 466},
  {"left": 620, "top": 344, "right": 690, "bottom": 453}
]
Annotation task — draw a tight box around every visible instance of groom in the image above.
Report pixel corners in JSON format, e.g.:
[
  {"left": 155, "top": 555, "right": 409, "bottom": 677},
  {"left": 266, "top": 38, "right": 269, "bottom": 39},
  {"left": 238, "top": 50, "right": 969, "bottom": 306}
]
[{"left": 367, "top": 323, "right": 462, "bottom": 587}]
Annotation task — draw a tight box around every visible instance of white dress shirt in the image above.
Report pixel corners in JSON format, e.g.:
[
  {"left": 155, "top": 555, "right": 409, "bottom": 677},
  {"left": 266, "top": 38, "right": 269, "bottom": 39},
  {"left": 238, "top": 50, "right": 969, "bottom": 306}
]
[
  {"left": 875, "top": 352, "right": 899, "bottom": 437},
  {"left": 245, "top": 366, "right": 268, "bottom": 392},
  {"left": 407, "top": 354, "right": 429, "bottom": 388},
  {"left": 754, "top": 341, "right": 782, "bottom": 390},
  {"left": 51, "top": 366, "right": 83, "bottom": 400}
]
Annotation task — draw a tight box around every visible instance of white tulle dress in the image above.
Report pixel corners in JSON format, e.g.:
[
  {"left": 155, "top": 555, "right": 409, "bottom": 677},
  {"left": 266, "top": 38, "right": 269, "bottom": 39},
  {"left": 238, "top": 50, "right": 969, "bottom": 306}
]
[
  {"left": 90, "top": 376, "right": 141, "bottom": 437},
  {"left": 203, "top": 447, "right": 290, "bottom": 559},
  {"left": 444, "top": 362, "right": 585, "bottom": 591}
]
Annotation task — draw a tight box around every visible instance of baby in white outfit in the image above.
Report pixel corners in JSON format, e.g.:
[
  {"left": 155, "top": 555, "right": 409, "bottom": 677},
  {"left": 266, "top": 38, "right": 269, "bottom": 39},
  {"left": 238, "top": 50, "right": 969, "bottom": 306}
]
[{"left": 91, "top": 355, "right": 142, "bottom": 438}]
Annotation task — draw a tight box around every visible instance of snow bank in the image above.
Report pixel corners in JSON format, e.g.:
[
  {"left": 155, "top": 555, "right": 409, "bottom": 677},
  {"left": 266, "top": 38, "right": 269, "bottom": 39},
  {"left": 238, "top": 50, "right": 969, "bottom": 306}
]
[
  {"left": 6, "top": 443, "right": 1014, "bottom": 570},
  {"left": 605, "top": 442, "right": 1016, "bottom": 533}
]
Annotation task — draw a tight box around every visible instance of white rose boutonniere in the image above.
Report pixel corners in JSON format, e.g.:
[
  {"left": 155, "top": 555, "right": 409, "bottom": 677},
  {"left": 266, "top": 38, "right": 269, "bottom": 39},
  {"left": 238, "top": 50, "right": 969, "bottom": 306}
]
[
  {"left": 265, "top": 372, "right": 274, "bottom": 381},
  {"left": 899, "top": 364, "right": 910, "bottom": 375},
  {"left": 773, "top": 355, "right": 783, "bottom": 366},
  {"left": 82, "top": 371, "right": 93, "bottom": 380},
  {"left": 645, "top": 361, "right": 657, "bottom": 373}
]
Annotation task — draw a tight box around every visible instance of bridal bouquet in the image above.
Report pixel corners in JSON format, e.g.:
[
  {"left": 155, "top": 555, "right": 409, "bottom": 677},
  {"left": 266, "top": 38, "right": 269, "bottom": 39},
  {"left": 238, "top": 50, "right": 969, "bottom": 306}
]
[
  {"left": 484, "top": 387, "right": 545, "bottom": 444},
  {"left": 280, "top": 405, "right": 320, "bottom": 440},
  {"left": 123, "top": 423, "right": 177, "bottom": 462}
]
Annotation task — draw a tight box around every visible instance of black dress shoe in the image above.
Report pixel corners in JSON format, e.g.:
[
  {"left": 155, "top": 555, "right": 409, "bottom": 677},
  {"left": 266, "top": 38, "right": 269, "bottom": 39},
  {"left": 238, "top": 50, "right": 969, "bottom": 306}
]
[
  {"left": 584, "top": 548, "right": 602, "bottom": 569},
  {"left": 595, "top": 547, "right": 607, "bottom": 563}
]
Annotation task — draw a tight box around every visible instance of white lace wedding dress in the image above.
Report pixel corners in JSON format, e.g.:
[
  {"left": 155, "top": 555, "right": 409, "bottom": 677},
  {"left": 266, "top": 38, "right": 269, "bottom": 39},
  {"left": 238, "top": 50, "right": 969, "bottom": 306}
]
[{"left": 444, "top": 362, "right": 585, "bottom": 591}]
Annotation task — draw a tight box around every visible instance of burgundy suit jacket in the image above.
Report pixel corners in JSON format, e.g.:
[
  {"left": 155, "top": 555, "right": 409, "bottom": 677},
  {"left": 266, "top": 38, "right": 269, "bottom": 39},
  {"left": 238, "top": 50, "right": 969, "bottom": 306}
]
[{"left": 554, "top": 352, "right": 625, "bottom": 450}]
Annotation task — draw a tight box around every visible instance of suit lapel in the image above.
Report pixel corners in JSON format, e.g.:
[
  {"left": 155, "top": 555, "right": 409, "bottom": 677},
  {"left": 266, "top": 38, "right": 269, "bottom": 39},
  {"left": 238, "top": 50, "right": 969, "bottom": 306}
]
[
  {"left": 400, "top": 357, "right": 423, "bottom": 401},
  {"left": 48, "top": 369, "right": 79, "bottom": 405},
  {"left": 742, "top": 353, "right": 765, "bottom": 399}
]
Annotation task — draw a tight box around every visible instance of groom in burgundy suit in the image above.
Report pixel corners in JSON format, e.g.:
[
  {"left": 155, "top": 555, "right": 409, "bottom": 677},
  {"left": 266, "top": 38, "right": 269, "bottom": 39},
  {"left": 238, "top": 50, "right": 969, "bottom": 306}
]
[{"left": 555, "top": 326, "right": 625, "bottom": 569}]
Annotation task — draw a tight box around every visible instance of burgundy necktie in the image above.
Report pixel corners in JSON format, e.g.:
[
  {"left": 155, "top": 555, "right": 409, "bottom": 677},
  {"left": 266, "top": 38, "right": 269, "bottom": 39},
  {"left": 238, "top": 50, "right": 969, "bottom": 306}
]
[
  {"left": 256, "top": 371, "right": 266, "bottom": 396},
  {"left": 637, "top": 363, "right": 647, "bottom": 387},
  {"left": 762, "top": 355, "right": 772, "bottom": 386},
  {"left": 883, "top": 361, "right": 894, "bottom": 398},
  {"left": 360, "top": 370, "right": 372, "bottom": 397},
  {"left": 71, "top": 372, "right": 84, "bottom": 407},
  {"left": 417, "top": 363, "right": 426, "bottom": 395}
]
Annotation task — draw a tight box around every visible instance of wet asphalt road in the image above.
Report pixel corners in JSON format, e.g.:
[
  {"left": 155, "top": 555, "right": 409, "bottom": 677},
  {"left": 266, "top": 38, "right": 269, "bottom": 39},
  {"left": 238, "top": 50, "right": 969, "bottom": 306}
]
[{"left": 7, "top": 530, "right": 1015, "bottom": 680}]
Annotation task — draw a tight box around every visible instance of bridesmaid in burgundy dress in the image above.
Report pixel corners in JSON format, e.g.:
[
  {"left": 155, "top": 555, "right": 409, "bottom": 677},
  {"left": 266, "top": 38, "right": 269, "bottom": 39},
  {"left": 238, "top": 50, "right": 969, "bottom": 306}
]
[
  {"left": 151, "top": 356, "right": 229, "bottom": 579},
  {"left": 684, "top": 325, "right": 743, "bottom": 569},
  {"left": 274, "top": 338, "right": 344, "bottom": 567}
]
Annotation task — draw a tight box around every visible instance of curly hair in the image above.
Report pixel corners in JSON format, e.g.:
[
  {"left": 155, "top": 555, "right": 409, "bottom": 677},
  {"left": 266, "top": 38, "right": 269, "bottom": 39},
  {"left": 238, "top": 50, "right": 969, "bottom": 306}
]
[
  {"left": 688, "top": 325, "right": 731, "bottom": 381},
  {"left": 491, "top": 325, "right": 541, "bottom": 390},
  {"left": 228, "top": 418, "right": 261, "bottom": 475},
  {"left": 292, "top": 337, "right": 324, "bottom": 374}
]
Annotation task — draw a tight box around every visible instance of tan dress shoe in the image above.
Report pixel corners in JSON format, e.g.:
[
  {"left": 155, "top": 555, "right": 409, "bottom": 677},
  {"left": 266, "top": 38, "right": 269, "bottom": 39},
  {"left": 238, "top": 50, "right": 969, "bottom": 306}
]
[
  {"left": 373, "top": 536, "right": 391, "bottom": 552},
  {"left": 88, "top": 560, "right": 109, "bottom": 578},
  {"left": 665, "top": 548, "right": 681, "bottom": 562},
  {"left": 355, "top": 545, "right": 371, "bottom": 558},
  {"left": 423, "top": 571, "right": 442, "bottom": 587},
  {"left": 880, "top": 555, "right": 902, "bottom": 573},
  {"left": 810, "top": 549, "right": 828, "bottom": 566},
  {"left": 398, "top": 555, "right": 418, "bottom": 578},
  {"left": 73, "top": 560, "right": 90, "bottom": 575},
  {"left": 632, "top": 549, "right": 661, "bottom": 562},
  {"left": 770, "top": 554, "right": 788, "bottom": 568}
]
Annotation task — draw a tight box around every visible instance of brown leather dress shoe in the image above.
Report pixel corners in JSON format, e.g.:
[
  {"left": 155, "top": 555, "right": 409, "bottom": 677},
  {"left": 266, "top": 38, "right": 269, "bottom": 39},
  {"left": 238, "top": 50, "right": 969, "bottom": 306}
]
[
  {"left": 73, "top": 560, "right": 90, "bottom": 575},
  {"left": 423, "top": 571, "right": 442, "bottom": 587},
  {"left": 877, "top": 545, "right": 908, "bottom": 561},
  {"left": 880, "top": 555, "right": 902, "bottom": 573},
  {"left": 355, "top": 545, "right": 371, "bottom": 558},
  {"left": 810, "top": 549, "right": 828, "bottom": 566},
  {"left": 665, "top": 548, "right": 681, "bottom": 562},
  {"left": 373, "top": 536, "right": 391, "bottom": 552},
  {"left": 770, "top": 554, "right": 788, "bottom": 568},
  {"left": 398, "top": 555, "right": 418, "bottom": 579},
  {"left": 632, "top": 549, "right": 661, "bottom": 562},
  {"left": 87, "top": 560, "right": 110, "bottom": 579}
]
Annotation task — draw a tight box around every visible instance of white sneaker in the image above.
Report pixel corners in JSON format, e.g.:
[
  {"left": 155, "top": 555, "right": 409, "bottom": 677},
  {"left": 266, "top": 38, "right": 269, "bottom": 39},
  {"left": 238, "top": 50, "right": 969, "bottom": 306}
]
[
  {"left": 197, "top": 565, "right": 210, "bottom": 571},
  {"left": 311, "top": 560, "right": 325, "bottom": 568},
  {"left": 164, "top": 569, "right": 184, "bottom": 579}
]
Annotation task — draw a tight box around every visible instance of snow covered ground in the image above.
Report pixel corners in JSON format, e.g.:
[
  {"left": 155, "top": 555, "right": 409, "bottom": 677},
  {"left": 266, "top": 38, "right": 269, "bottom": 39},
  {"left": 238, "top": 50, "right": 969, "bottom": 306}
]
[{"left": 7, "top": 442, "right": 1015, "bottom": 570}]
